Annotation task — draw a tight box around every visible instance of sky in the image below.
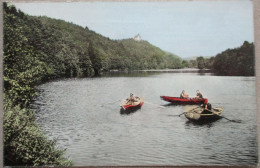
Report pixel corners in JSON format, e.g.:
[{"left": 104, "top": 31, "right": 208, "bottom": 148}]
[{"left": 13, "top": 0, "right": 254, "bottom": 58}]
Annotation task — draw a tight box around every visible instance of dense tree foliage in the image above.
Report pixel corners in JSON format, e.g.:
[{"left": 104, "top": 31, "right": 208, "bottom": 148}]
[
  {"left": 184, "top": 41, "right": 254, "bottom": 76},
  {"left": 196, "top": 57, "right": 206, "bottom": 69},
  {"left": 119, "top": 39, "right": 182, "bottom": 70},
  {"left": 195, "top": 56, "right": 214, "bottom": 69},
  {"left": 182, "top": 57, "right": 214, "bottom": 69},
  {"left": 31, "top": 15, "right": 182, "bottom": 75},
  {"left": 3, "top": 105, "right": 72, "bottom": 166},
  {"left": 3, "top": 3, "right": 72, "bottom": 166},
  {"left": 213, "top": 41, "right": 254, "bottom": 76}
]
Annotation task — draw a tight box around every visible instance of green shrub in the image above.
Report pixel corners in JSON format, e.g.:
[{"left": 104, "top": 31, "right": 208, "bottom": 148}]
[{"left": 3, "top": 105, "right": 72, "bottom": 166}]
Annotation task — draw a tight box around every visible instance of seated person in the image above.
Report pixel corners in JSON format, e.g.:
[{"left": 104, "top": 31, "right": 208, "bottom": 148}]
[
  {"left": 201, "top": 99, "right": 212, "bottom": 114},
  {"left": 180, "top": 90, "right": 189, "bottom": 99},
  {"left": 127, "top": 93, "right": 137, "bottom": 104},
  {"left": 195, "top": 90, "right": 203, "bottom": 99}
]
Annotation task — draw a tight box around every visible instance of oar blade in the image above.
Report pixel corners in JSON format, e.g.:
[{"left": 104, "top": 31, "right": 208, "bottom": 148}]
[{"left": 222, "top": 116, "right": 242, "bottom": 123}]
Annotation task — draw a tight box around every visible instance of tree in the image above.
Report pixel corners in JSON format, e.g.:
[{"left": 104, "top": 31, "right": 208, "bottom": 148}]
[
  {"left": 88, "top": 42, "right": 102, "bottom": 76},
  {"left": 182, "top": 60, "right": 189, "bottom": 68},
  {"left": 196, "top": 57, "right": 206, "bottom": 69}
]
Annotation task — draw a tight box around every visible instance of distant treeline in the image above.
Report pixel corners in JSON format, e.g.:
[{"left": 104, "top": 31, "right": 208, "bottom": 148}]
[
  {"left": 213, "top": 41, "right": 254, "bottom": 76},
  {"left": 183, "top": 41, "right": 255, "bottom": 76}
]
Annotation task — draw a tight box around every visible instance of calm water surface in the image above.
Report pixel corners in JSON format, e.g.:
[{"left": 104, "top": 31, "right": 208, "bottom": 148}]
[{"left": 31, "top": 72, "right": 258, "bottom": 166}]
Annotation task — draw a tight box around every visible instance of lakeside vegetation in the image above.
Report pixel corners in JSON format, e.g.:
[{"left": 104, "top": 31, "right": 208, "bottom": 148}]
[
  {"left": 3, "top": 3, "right": 72, "bottom": 166},
  {"left": 213, "top": 41, "right": 254, "bottom": 76},
  {"left": 184, "top": 41, "right": 255, "bottom": 76},
  {"left": 3, "top": 2, "right": 255, "bottom": 166}
]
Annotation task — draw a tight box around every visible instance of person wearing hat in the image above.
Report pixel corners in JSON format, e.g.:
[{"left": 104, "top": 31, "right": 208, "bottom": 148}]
[{"left": 201, "top": 98, "right": 212, "bottom": 113}]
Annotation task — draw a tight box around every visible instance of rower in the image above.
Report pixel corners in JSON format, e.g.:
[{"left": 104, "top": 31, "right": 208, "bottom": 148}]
[
  {"left": 201, "top": 99, "right": 212, "bottom": 113},
  {"left": 180, "top": 90, "right": 189, "bottom": 99},
  {"left": 195, "top": 90, "right": 203, "bottom": 98},
  {"left": 128, "top": 93, "right": 137, "bottom": 104}
]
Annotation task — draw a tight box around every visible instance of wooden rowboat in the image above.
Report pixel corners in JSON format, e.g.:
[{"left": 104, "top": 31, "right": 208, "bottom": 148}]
[{"left": 184, "top": 107, "right": 223, "bottom": 122}]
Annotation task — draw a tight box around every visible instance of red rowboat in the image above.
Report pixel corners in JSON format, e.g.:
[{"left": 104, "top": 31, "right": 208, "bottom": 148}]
[
  {"left": 160, "top": 96, "right": 206, "bottom": 104},
  {"left": 121, "top": 97, "right": 144, "bottom": 110}
]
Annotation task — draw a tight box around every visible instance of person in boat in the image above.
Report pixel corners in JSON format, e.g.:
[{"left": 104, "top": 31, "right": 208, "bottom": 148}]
[
  {"left": 127, "top": 93, "right": 137, "bottom": 104},
  {"left": 180, "top": 90, "right": 189, "bottom": 99},
  {"left": 195, "top": 90, "right": 203, "bottom": 99},
  {"left": 201, "top": 99, "right": 212, "bottom": 114}
]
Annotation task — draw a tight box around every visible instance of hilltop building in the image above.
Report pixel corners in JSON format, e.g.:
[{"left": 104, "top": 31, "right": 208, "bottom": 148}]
[{"left": 133, "top": 34, "right": 142, "bottom": 41}]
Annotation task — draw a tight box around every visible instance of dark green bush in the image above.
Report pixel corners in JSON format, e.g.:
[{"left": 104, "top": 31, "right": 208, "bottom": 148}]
[{"left": 3, "top": 104, "right": 72, "bottom": 166}]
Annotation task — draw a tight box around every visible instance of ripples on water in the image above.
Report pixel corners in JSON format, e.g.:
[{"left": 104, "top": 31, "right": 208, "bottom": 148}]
[{"left": 31, "top": 72, "right": 258, "bottom": 166}]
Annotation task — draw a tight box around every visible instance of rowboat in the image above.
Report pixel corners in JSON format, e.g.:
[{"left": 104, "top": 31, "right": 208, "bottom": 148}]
[
  {"left": 184, "top": 107, "right": 223, "bottom": 122},
  {"left": 160, "top": 96, "right": 206, "bottom": 104},
  {"left": 120, "top": 97, "right": 144, "bottom": 111}
]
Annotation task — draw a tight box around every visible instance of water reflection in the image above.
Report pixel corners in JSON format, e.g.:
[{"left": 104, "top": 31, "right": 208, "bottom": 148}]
[
  {"left": 185, "top": 118, "right": 222, "bottom": 128},
  {"left": 119, "top": 106, "right": 142, "bottom": 115},
  {"left": 102, "top": 71, "right": 159, "bottom": 77},
  {"left": 102, "top": 69, "right": 214, "bottom": 77}
]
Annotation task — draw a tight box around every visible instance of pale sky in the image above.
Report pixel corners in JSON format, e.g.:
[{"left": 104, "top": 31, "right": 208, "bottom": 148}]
[{"left": 13, "top": 0, "right": 254, "bottom": 58}]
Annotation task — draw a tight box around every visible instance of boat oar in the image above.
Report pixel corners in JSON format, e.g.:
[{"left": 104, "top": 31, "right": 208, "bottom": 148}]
[
  {"left": 206, "top": 109, "right": 242, "bottom": 123},
  {"left": 221, "top": 116, "right": 242, "bottom": 123},
  {"left": 168, "top": 112, "right": 185, "bottom": 117},
  {"left": 170, "top": 106, "right": 202, "bottom": 117},
  {"left": 178, "top": 112, "right": 185, "bottom": 116}
]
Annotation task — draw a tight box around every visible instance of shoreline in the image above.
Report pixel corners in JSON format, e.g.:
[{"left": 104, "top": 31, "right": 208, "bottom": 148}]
[
  {"left": 107, "top": 68, "right": 214, "bottom": 74},
  {"left": 109, "top": 68, "right": 212, "bottom": 73},
  {"left": 134, "top": 68, "right": 212, "bottom": 73}
]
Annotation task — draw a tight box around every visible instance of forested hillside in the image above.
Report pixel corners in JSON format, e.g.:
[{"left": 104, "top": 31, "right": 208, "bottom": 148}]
[
  {"left": 15, "top": 10, "right": 182, "bottom": 77},
  {"left": 119, "top": 39, "right": 182, "bottom": 69},
  {"left": 213, "top": 41, "right": 254, "bottom": 76},
  {"left": 184, "top": 41, "right": 255, "bottom": 76}
]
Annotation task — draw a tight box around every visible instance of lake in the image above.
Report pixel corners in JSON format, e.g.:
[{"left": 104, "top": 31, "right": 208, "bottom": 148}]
[{"left": 31, "top": 71, "right": 258, "bottom": 166}]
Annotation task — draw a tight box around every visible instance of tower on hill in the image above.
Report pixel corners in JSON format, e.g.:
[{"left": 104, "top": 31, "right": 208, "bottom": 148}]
[{"left": 133, "top": 34, "right": 142, "bottom": 41}]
